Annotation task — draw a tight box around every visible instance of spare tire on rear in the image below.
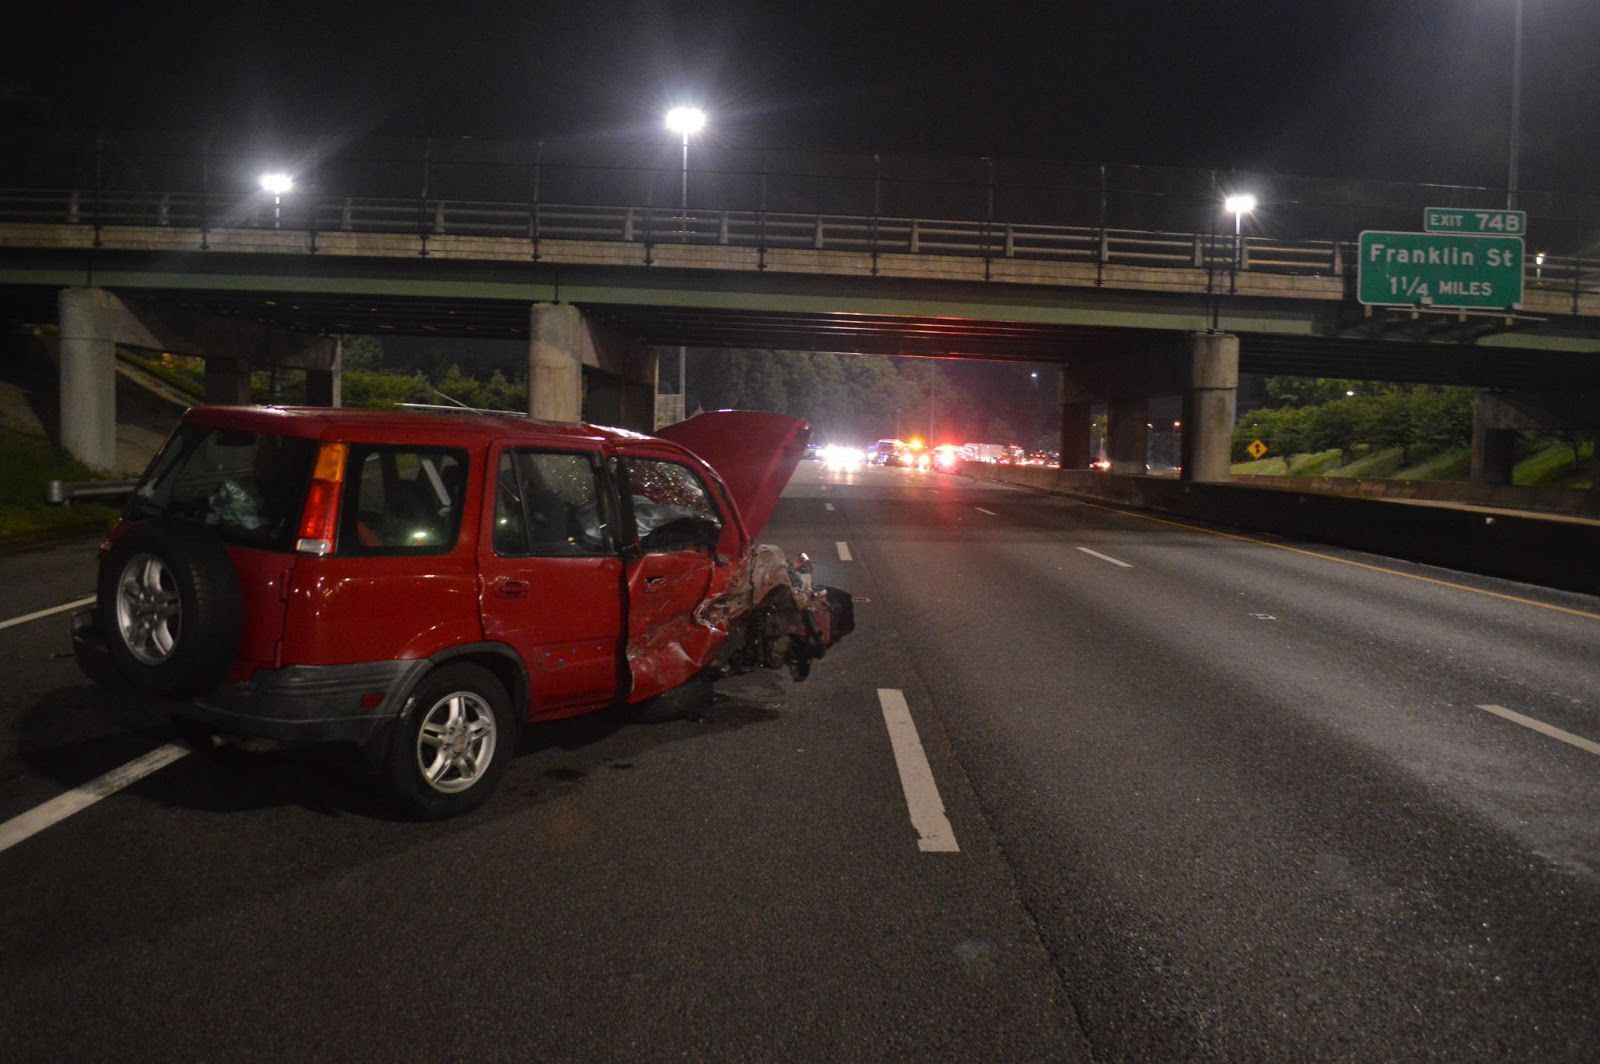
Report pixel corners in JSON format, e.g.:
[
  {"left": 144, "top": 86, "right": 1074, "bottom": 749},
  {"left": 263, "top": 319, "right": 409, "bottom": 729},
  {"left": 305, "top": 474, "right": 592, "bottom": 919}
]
[{"left": 97, "top": 519, "right": 244, "bottom": 696}]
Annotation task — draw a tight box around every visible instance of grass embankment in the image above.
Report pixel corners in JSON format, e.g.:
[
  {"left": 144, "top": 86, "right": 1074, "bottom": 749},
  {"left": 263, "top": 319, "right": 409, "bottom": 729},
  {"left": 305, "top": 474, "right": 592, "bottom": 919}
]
[
  {"left": 1229, "top": 449, "right": 1344, "bottom": 477},
  {"left": 1392, "top": 446, "right": 1471, "bottom": 481},
  {"left": 1325, "top": 447, "right": 1406, "bottom": 479},
  {"left": 1514, "top": 441, "right": 1593, "bottom": 488},
  {"left": 0, "top": 429, "right": 119, "bottom": 545},
  {"left": 1232, "top": 441, "right": 1593, "bottom": 489}
]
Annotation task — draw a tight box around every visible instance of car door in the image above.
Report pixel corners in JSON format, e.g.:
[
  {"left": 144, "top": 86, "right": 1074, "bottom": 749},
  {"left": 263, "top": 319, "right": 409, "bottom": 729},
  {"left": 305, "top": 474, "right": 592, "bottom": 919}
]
[
  {"left": 614, "top": 452, "right": 728, "bottom": 702},
  {"left": 477, "top": 443, "right": 625, "bottom": 716}
]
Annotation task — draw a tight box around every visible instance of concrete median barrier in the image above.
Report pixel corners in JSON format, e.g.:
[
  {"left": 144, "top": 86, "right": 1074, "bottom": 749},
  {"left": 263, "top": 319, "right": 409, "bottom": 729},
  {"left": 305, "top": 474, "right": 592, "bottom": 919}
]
[{"left": 961, "top": 463, "right": 1600, "bottom": 596}]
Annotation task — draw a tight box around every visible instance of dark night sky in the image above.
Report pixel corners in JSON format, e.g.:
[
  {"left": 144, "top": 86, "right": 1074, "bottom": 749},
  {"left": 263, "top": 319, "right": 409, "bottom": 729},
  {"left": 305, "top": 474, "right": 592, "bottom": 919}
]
[{"left": 7, "top": 0, "right": 1599, "bottom": 190}]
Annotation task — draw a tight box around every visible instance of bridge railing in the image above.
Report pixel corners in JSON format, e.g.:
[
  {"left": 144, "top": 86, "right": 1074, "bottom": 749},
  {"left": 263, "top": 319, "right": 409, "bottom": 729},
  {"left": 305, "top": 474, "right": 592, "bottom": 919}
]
[{"left": 2, "top": 187, "right": 1597, "bottom": 299}]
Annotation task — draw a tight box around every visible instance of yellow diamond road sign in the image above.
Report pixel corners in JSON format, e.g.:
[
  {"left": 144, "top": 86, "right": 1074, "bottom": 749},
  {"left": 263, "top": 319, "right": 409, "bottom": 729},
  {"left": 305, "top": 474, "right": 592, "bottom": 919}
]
[{"left": 1247, "top": 439, "right": 1269, "bottom": 460}]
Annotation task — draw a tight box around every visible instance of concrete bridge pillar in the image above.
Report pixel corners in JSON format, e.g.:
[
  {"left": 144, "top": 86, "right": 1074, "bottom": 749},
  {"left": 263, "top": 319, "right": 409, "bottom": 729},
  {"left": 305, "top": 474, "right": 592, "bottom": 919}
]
[
  {"left": 1470, "top": 393, "right": 1518, "bottom": 486},
  {"left": 1059, "top": 402, "right": 1093, "bottom": 469},
  {"left": 204, "top": 358, "right": 253, "bottom": 405},
  {"left": 305, "top": 340, "right": 342, "bottom": 407},
  {"left": 1062, "top": 368, "right": 1100, "bottom": 467},
  {"left": 57, "top": 288, "right": 119, "bottom": 472},
  {"left": 528, "top": 303, "right": 586, "bottom": 423},
  {"left": 1107, "top": 397, "right": 1149, "bottom": 475},
  {"left": 1180, "top": 331, "right": 1239, "bottom": 483}
]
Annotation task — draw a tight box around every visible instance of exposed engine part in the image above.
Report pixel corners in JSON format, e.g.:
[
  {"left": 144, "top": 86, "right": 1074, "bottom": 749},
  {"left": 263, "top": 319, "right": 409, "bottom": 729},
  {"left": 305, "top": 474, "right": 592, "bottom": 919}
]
[{"left": 698, "top": 548, "right": 853, "bottom": 682}]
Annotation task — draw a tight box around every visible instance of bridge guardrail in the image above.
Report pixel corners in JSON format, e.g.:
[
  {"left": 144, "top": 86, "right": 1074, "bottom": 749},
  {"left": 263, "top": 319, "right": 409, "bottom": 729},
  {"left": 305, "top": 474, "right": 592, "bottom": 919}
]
[{"left": 1, "top": 188, "right": 1595, "bottom": 297}]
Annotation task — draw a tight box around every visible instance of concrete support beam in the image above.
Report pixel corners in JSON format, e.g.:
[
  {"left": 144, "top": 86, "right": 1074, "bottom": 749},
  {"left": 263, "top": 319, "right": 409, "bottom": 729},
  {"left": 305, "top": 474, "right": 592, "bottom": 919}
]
[
  {"left": 619, "top": 346, "right": 657, "bottom": 433},
  {"left": 1107, "top": 397, "right": 1149, "bottom": 475},
  {"left": 1471, "top": 394, "right": 1518, "bottom": 486},
  {"left": 528, "top": 303, "right": 585, "bottom": 422},
  {"left": 1059, "top": 400, "right": 1093, "bottom": 470},
  {"left": 204, "top": 358, "right": 252, "bottom": 405},
  {"left": 54, "top": 288, "right": 336, "bottom": 371},
  {"left": 57, "top": 288, "right": 119, "bottom": 471},
  {"left": 305, "top": 339, "right": 342, "bottom": 407},
  {"left": 530, "top": 303, "right": 651, "bottom": 426},
  {"left": 1180, "top": 331, "right": 1240, "bottom": 483}
]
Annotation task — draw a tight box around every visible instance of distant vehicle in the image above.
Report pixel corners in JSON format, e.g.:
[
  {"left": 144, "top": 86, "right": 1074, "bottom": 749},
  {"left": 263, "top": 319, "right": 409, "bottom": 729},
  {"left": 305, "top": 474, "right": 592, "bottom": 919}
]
[
  {"left": 802, "top": 443, "right": 823, "bottom": 460},
  {"left": 965, "top": 443, "right": 1008, "bottom": 464},
  {"left": 871, "top": 438, "right": 912, "bottom": 466},
  {"left": 74, "top": 406, "right": 853, "bottom": 818},
  {"left": 821, "top": 445, "right": 866, "bottom": 471}
]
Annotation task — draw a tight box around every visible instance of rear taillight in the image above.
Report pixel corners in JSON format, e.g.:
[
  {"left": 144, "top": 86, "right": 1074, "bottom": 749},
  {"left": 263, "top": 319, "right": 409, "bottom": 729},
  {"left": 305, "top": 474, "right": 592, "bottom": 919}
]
[{"left": 296, "top": 442, "right": 347, "bottom": 555}]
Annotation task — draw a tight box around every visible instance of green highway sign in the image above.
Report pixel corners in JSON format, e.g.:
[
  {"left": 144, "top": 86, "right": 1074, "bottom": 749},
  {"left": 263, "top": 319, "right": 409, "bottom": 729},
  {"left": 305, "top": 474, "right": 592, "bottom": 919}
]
[
  {"left": 1357, "top": 231, "right": 1524, "bottom": 310},
  {"left": 1424, "top": 208, "right": 1526, "bottom": 235}
]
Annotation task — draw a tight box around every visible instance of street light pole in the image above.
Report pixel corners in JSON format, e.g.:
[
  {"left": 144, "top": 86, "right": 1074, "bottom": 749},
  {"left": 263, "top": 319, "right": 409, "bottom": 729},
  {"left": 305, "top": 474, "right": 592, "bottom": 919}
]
[
  {"left": 1222, "top": 193, "right": 1256, "bottom": 298},
  {"left": 1507, "top": 0, "right": 1523, "bottom": 209},
  {"left": 259, "top": 172, "right": 293, "bottom": 230},
  {"left": 663, "top": 107, "right": 707, "bottom": 421}
]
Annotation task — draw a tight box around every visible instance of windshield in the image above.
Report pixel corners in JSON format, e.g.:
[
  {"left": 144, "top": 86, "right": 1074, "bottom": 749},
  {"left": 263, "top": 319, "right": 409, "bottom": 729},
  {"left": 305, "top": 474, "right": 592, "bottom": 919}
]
[{"left": 129, "top": 426, "right": 317, "bottom": 551}]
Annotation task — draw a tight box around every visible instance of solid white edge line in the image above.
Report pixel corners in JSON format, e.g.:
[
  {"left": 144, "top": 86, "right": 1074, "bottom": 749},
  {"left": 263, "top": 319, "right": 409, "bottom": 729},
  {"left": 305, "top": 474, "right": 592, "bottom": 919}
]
[
  {"left": 0, "top": 743, "right": 191, "bottom": 855},
  {"left": 975, "top": 507, "right": 997, "bottom": 516},
  {"left": 824, "top": 502, "right": 836, "bottom": 511},
  {"left": 1075, "top": 546, "right": 1133, "bottom": 568},
  {"left": 0, "top": 595, "right": 96, "bottom": 632},
  {"left": 877, "top": 689, "right": 959, "bottom": 853},
  {"left": 1476, "top": 704, "right": 1600, "bottom": 757},
  {"left": 836, "top": 540, "right": 854, "bottom": 562}
]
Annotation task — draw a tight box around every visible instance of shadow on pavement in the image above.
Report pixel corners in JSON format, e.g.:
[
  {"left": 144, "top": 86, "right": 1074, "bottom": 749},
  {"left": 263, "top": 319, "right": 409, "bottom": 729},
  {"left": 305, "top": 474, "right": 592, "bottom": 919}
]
[{"left": 11, "top": 676, "right": 786, "bottom": 824}]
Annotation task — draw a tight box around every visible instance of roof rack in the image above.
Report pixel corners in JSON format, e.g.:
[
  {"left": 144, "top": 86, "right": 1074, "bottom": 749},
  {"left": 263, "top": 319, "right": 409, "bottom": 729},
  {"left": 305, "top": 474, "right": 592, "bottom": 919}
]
[{"left": 397, "top": 403, "right": 530, "bottom": 418}]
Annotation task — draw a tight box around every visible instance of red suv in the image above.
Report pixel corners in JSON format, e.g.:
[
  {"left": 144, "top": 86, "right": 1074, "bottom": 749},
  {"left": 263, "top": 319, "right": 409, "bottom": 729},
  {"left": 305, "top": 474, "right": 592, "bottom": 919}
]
[{"left": 74, "top": 406, "right": 852, "bottom": 817}]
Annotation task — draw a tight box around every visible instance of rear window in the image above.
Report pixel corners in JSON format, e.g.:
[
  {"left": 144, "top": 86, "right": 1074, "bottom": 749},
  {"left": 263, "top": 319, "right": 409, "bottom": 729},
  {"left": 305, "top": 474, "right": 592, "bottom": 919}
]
[
  {"left": 129, "top": 426, "right": 317, "bottom": 551},
  {"left": 338, "top": 445, "right": 467, "bottom": 555}
]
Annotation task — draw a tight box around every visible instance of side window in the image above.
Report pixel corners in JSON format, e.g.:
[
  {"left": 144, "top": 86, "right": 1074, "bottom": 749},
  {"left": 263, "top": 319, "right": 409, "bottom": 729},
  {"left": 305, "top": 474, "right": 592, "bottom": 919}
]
[
  {"left": 338, "top": 445, "right": 467, "bottom": 555},
  {"left": 493, "top": 450, "right": 608, "bottom": 556},
  {"left": 623, "top": 458, "right": 721, "bottom": 551}
]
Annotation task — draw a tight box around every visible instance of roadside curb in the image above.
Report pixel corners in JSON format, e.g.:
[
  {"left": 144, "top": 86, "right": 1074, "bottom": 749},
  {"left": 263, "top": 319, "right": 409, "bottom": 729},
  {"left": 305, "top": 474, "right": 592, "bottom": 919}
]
[{"left": 0, "top": 524, "right": 110, "bottom": 556}]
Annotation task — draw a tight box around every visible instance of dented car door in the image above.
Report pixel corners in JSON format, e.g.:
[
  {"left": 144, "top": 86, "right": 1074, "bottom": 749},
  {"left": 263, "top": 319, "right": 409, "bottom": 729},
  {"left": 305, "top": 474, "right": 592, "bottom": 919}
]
[{"left": 615, "top": 453, "right": 728, "bottom": 702}]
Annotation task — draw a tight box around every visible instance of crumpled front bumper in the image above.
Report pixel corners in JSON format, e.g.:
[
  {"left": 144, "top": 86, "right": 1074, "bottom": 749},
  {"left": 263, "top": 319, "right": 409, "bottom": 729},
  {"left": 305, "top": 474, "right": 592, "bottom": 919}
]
[{"left": 72, "top": 608, "right": 424, "bottom": 744}]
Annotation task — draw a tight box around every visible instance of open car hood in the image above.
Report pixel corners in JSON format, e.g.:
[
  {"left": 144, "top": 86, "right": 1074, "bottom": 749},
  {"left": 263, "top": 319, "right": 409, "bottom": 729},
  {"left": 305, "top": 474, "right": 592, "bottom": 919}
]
[{"left": 655, "top": 411, "right": 810, "bottom": 540}]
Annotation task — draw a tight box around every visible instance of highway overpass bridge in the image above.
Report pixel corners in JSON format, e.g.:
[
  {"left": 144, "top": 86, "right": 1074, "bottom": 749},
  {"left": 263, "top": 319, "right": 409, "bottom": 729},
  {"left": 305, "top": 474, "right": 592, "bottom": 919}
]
[{"left": 1, "top": 143, "right": 1597, "bottom": 478}]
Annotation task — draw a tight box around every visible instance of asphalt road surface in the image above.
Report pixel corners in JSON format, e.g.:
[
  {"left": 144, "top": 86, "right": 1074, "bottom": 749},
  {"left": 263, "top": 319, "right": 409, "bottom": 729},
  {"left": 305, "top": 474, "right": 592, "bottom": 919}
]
[{"left": 3, "top": 462, "right": 1599, "bottom": 1060}]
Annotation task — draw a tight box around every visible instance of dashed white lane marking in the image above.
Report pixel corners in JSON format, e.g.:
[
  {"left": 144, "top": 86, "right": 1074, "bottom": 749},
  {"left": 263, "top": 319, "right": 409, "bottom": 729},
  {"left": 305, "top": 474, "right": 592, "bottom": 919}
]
[
  {"left": 1075, "top": 546, "right": 1133, "bottom": 569},
  {"left": 836, "top": 541, "right": 854, "bottom": 562},
  {"left": 975, "top": 507, "right": 998, "bottom": 516},
  {"left": 824, "top": 502, "right": 836, "bottom": 512},
  {"left": 1477, "top": 704, "right": 1600, "bottom": 757},
  {"left": 0, "top": 743, "right": 190, "bottom": 855},
  {"left": 0, "top": 595, "right": 96, "bottom": 632},
  {"left": 877, "top": 689, "right": 959, "bottom": 853}
]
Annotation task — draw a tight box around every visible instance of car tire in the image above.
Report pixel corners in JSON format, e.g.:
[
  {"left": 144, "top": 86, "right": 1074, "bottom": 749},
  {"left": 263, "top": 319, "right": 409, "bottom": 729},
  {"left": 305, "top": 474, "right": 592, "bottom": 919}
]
[
  {"left": 97, "top": 519, "right": 243, "bottom": 696},
  {"left": 383, "top": 663, "right": 515, "bottom": 820}
]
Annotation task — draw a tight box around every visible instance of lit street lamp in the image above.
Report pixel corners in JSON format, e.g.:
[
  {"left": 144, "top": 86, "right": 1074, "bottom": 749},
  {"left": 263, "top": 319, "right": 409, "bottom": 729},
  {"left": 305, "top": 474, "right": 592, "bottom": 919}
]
[
  {"left": 1223, "top": 193, "right": 1256, "bottom": 294},
  {"left": 664, "top": 106, "right": 706, "bottom": 236},
  {"left": 259, "top": 172, "right": 293, "bottom": 229},
  {"left": 663, "top": 107, "right": 707, "bottom": 420}
]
